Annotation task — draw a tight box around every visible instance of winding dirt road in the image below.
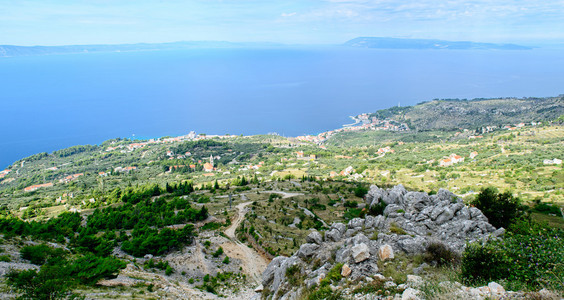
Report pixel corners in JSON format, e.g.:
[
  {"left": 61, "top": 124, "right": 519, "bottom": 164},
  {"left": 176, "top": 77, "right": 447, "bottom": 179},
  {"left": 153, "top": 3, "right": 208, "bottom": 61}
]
[
  {"left": 224, "top": 201, "right": 269, "bottom": 283},
  {"left": 222, "top": 191, "right": 302, "bottom": 283}
]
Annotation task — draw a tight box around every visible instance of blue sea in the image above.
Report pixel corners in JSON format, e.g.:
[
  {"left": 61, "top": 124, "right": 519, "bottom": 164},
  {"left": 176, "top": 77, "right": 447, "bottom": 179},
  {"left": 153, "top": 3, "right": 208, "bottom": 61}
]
[{"left": 1, "top": 46, "right": 564, "bottom": 168}]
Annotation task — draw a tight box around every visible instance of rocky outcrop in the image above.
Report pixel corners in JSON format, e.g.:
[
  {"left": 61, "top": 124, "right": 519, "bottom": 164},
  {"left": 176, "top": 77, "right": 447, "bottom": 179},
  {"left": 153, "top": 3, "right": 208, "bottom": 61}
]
[{"left": 261, "top": 185, "right": 503, "bottom": 299}]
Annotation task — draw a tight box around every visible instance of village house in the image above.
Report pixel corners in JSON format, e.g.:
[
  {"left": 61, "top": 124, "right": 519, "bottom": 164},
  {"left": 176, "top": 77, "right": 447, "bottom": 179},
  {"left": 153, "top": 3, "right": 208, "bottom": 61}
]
[
  {"left": 440, "top": 154, "right": 465, "bottom": 167},
  {"left": 543, "top": 158, "right": 562, "bottom": 165},
  {"left": 340, "top": 166, "right": 354, "bottom": 176},
  {"left": 470, "top": 151, "right": 479, "bottom": 159},
  {"left": 377, "top": 146, "right": 394, "bottom": 155},
  {"left": 0, "top": 169, "right": 10, "bottom": 179},
  {"left": 114, "top": 166, "right": 137, "bottom": 173},
  {"left": 60, "top": 173, "right": 84, "bottom": 184},
  {"left": 24, "top": 182, "right": 54, "bottom": 192},
  {"left": 203, "top": 163, "right": 214, "bottom": 172}
]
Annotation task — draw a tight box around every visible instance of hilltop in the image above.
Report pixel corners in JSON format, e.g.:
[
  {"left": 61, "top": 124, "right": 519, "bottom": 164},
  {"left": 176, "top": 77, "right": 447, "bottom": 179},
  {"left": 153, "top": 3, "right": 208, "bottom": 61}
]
[{"left": 368, "top": 96, "right": 563, "bottom": 132}]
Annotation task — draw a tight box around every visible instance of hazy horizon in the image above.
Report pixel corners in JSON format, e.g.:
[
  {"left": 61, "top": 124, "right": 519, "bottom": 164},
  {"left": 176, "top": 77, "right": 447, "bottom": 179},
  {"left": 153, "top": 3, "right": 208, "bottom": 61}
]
[{"left": 1, "top": 1, "right": 563, "bottom": 47}]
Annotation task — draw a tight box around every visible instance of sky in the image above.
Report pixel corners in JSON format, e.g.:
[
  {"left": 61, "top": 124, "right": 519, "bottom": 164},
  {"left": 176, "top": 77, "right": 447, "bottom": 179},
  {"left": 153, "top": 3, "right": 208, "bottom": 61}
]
[{"left": 1, "top": 0, "right": 564, "bottom": 46}]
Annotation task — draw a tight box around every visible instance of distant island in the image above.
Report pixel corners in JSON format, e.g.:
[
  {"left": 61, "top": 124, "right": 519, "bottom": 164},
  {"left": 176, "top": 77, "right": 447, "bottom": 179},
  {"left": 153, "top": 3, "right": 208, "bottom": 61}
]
[
  {"left": 0, "top": 37, "right": 534, "bottom": 57},
  {"left": 0, "top": 41, "right": 282, "bottom": 57},
  {"left": 343, "top": 37, "right": 532, "bottom": 50}
]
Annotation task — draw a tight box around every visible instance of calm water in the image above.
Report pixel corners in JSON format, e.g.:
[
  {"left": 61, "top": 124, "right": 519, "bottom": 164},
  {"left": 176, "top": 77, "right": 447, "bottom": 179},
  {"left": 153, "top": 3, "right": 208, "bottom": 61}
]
[{"left": 1, "top": 47, "right": 563, "bottom": 168}]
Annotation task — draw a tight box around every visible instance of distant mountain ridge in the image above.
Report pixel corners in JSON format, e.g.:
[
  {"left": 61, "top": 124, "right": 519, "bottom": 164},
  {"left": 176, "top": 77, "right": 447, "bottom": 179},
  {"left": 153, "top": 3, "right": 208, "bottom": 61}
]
[
  {"left": 0, "top": 41, "right": 283, "bottom": 57},
  {"left": 0, "top": 37, "right": 534, "bottom": 57},
  {"left": 344, "top": 37, "right": 532, "bottom": 50},
  {"left": 370, "top": 96, "right": 563, "bottom": 131}
]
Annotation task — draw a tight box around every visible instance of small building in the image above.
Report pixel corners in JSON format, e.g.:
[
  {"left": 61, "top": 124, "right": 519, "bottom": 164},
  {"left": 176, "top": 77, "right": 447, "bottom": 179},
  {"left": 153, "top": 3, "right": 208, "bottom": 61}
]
[
  {"left": 24, "top": 182, "right": 54, "bottom": 192},
  {"left": 439, "top": 158, "right": 453, "bottom": 167},
  {"left": 544, "top": 158, "right": 562, "bottom": 165},
  {"left": 203, "top": 163, "right": 214, "bottom": 172},
  {"left": 440, "top": 154, "right": 464, "bottom": 167},
  {"left": 340, "top": 166, "right": 354, "bottom": 176}
]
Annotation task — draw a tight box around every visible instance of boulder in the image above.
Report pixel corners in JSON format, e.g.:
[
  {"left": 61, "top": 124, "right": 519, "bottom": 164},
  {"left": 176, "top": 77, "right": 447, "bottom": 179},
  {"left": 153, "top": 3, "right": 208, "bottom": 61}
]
[
  {"left": 297, "top": 243, "right": 319, "bottom": 259},
  {"left": 455, "top": 207, "right": 471, "bottom": 221},
  {"left": 350, "top": 260, "right": 379, "bottom": 281},
  {"left": 364, "top": 215, "right": 376, "bottom": 228},
  {"left": 306, "top": 231, "right": 323, "bottom": 245},
  {"left": 492, "top": 227, "right": 505, "bottom": 237},
  {"left": 397, "top": 236, "right": 426, "bottom": 254},
  {"left": 325, "top": 229, "right": 343, "bottom": 242},
  {"left": 435, "top": 208, "right": 454, "bottom": 225},
  {"left": 348, "top": 218, "right": 365, "bottom": 229},
  {"left": 384, "top": 204, "right": 402, "bottom": 216},
  {"left": 340, "top": 264, "right": 351, "bottom": 277},
  {"left": 262, "top": 256, "right": 286, "bottom": 287},
  {"left": 488, "top": 282, "right": 505, "bottom": 295},
  {"left": 262, "top": 256, "right": 300, "bottom": 293},
  {"left": 430, "top": 205, "right": 445, "bottom": 220},
  {"left": 378, "top": 244, "right": 394, "bottom": 261},
  {"left": 384, "top": 281, "right": 397, "bottom": 289},
  {"left": 437, "top": 188, "right": 456, "bottom": 202},
  {"left": 345, "top": 228, "right": 359, "bottom": 238},
  {"left": 406, "top": 275, "right": 424, "bottom": 289},
  {"left": 352, "top": 233, "right": 370, "bottom": 246},
  {"left": 351, "top": 243, "right": 370, "bottom": 263},
  {"left": 331, "top": 223, "right": 347, "bottom": 234},
  {"left": 405, "top": 192, "right": 429, "bottom": 212},
  {"left": 366, "top": 185, "right": 386, "bottom": 206},
  {"left": 335, "top": 248, "right": 351, "bottom": 264},
  {"left": 402, "top": 288, "right": 422, "bottom": 300}
]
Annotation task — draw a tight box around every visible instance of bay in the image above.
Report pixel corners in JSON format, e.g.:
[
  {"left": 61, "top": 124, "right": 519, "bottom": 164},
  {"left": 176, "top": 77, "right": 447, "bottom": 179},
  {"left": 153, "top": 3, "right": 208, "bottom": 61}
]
[{"left": 1, "top": 46, "right": 563, "bottom": 168}]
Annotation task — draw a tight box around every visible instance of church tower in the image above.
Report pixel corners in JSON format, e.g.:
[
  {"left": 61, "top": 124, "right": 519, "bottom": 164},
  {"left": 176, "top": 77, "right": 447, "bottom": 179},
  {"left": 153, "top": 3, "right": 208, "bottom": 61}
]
[{"left": 210, "top": 154, "right": 214, "bottom": 167}]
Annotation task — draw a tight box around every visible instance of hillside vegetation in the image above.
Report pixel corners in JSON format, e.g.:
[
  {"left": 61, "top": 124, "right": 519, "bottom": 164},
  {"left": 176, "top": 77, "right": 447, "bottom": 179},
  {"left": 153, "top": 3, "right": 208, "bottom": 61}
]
[
  {"left": 370, "top": 96, "right": 563, "bottom": 131},
  {"left": 0, "top": 97, "right": 562, "bottom": 299}
]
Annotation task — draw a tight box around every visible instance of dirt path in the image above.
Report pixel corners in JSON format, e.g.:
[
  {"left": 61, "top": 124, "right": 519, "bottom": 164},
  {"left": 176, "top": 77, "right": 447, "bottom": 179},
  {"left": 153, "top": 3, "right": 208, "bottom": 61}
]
[{"left": 224, "top": 201, "right": 269, "bottom": 284}]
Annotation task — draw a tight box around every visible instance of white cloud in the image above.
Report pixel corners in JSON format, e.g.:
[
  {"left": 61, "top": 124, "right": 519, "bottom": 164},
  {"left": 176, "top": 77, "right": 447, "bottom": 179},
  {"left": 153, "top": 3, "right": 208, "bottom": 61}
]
[{"left": 281, "top": 12, "right": 297, "bottom": 17}]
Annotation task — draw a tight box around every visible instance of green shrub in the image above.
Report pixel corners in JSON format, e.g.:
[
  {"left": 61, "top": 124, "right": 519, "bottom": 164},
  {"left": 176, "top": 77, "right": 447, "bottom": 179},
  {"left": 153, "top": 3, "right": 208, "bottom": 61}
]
[
  {"left": 0, "top": 255, "right": 11, "bottom": 262},
  {"left": 533, "top": 202, "right": 562, "bottom": 217},
  {"left": 201, "top": 222, "right": 223, "bottom": 231},
  {"left": 222, "top": 256, "right": 230, "bottom": 264},
  {"left": 461, "top": 220, "right": 564, "bottom": 290},
  {"left": 423, "top": 242, "right": 460, "bottom": 266},
  {"left": 389, "top": 223, "right": 407, "bottom": 235},
  {"left": 354, "top": 185, "right": 369, "bottom": 198},
  {"left": 307, "top": 285, "right": 341, "bottom": 300},
  {"left": 368, "top": 202, "right": 387, "bottom": 216},
  {"left": 20, "top": 244, "right": 66, "bottom": 265},
  {"left": 165, "top": 265, "right": 173, "bottom": 276},
  {"left": 285, "top": 264, "right": 303, "bottom": 286},
  {"left": 471, "top": 187, "right": 525, "bottom": 228},
  {"left": 6, "top": 266, "right": 70, "bottom": 300},
  {"left": 71, "top": 254, "right": 126, "bottom": 285},
  {"left": 344, "top": 208, "right": 363, "bottom": 220},
  {"left": 212, "top": 247, "right": 224, "bottom": 258},
  {"left": 320, "top": 263, "right": 343, "bottom": 287}
]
